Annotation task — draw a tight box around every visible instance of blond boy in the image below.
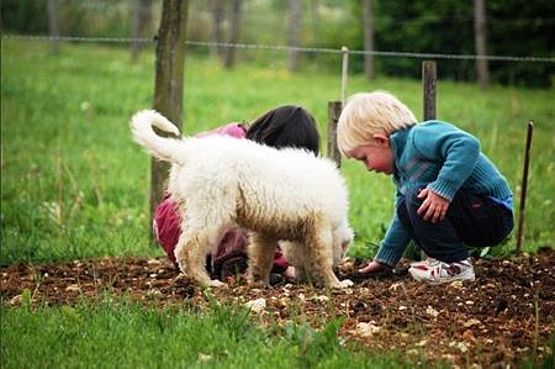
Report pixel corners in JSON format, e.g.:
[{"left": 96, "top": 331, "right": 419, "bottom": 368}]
[{"left": 337, "top": 91, "right": 513, "bottom": 284}]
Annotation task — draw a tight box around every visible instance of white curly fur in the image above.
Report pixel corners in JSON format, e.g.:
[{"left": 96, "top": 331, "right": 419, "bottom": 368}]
[{"left": 131, "top": 110, "right": 354, "bottom": 288}]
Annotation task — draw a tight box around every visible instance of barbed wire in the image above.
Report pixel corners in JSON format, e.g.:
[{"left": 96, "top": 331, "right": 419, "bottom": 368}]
[
  {"left": 2, "top": 34, "right": 147, "bottom": 45},
  {"left": 3, "top": 34, "right": 554, "bottom": 64}
]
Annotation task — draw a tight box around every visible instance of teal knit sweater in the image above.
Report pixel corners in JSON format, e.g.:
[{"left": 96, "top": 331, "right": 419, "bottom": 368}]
[{"left": 375, "top": 120, "right": 513, "bottom": 267}]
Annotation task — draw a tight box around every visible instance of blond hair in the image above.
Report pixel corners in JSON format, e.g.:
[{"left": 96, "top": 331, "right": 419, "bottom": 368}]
[{"left": 337, "top": 91, "right": 417, "bottom": 154}]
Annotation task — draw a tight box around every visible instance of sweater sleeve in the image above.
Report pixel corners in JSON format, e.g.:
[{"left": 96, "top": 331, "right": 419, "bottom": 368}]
[
  {"left": 374, "top": 213, "right": 412, "bottom": 267},
  {"left": 412, "top": 122, "right": 481, "bottom": 201},
  {"left": 373, "top": 191, "right": 412, "bottom": 267}
]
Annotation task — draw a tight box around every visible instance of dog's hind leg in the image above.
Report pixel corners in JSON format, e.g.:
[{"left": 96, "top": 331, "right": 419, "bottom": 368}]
[
  {"left": 248, "top": 233, "right": 277, "bottom": 286},
  {"left": 175, "top": 228, "right": 225, "bottom": 288}
]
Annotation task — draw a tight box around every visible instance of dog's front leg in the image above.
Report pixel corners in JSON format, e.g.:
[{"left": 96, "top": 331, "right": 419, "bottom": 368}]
[
  {"left": 247, "top": 233, "right": 277, "bottom": 286},
  {"left": 175, "top": 231, "right": 225, "bottom": 288},
  {"left": 315, "top": 258, "right": 353, "bottom": 288},
  {"left": 306, "top": 224, "right": 353, "bottom": 289},
  {"left": 308, "top": 249, "right": 348, "bottom": 288}
]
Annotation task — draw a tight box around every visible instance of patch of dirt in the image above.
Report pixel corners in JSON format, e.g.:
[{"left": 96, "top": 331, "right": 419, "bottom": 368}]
[{"left": 2, "top": 248, "right": 554, "bottom": 368}]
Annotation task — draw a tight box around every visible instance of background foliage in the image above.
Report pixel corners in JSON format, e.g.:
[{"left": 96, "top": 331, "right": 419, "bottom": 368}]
[{"left": 1, "top": 0, "right": 554, "bottom": 86}]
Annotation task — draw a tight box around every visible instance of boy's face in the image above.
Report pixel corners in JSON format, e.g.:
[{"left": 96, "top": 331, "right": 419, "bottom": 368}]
[{"left": 346, "top": 134, "right": 395, "bottom": 175}]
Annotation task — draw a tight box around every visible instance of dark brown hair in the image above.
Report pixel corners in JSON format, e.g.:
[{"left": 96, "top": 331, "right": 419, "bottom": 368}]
[{"left": 246, "top": 105, "right": 320, "bottom": 156}]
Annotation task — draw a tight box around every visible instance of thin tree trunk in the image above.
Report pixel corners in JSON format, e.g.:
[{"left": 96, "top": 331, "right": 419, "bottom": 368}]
[
  {"left": 210, "top": 0, "right": 224, "bottom": 59},
  {"left": 130, "top": 0, "right": 153, "bottom": 64},
  {"left": 362, "top": 0, "right": 375, "bottom": 79},
  {"left": 310, "top": 0, "right": 320, "bottom": 46},
  {"left": 287, "top": 0, "right": 302, "bottom": 72},
  {"left": 0, "top": 0, "right": 4, "bottom": 30},
  {"left": 47, "top": 0, "right": 60, "bottom": 54},
  {"left": 223, "top": 0, "right": 241, "bottom": 69},
  {"left": 474, "top": 0, "right": 490, "bottom": 88},
  {"left": 150, "top": 0, "right": 189, "bottom": 238}
]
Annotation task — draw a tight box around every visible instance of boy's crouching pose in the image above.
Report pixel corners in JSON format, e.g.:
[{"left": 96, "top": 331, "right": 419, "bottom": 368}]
[{"left": 337, "top": 91, "right": 514, "bottom": 284}]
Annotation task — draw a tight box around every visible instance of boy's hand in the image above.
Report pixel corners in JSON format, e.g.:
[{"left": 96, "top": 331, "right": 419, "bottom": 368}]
[
  {"left": 358, "top": 260, "right": 390, "bottom": 274},
  {"left": 417, "top": 188, "right": 450, "bottom": 223}
]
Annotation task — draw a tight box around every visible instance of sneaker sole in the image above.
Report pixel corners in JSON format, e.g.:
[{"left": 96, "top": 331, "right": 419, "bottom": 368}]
[{"left": 409, "top": 268, "right": 475, "bottom": 285}]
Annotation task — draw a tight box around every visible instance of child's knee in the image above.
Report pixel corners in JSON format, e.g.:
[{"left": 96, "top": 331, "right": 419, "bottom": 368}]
[{"left": 396, "top": 188, "right": 428, "bottom": 229}]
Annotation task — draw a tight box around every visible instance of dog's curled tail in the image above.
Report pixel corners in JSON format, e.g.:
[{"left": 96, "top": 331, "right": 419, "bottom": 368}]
[{"left": 130, "top": 110, "right": 185, "bottom": 164}]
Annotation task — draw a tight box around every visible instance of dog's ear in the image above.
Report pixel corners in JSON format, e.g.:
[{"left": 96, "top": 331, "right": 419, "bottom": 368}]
[
  {"left": 340, "top": 224, "right": 354, "bottom": 251},
  {"left": 332, "top": 221, "right": 353, "bottom": 265}
]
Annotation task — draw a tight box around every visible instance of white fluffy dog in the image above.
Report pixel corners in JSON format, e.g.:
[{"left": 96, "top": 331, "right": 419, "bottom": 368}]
[{"left": 131, "top": 110, "right": 354, "bottom": 288}]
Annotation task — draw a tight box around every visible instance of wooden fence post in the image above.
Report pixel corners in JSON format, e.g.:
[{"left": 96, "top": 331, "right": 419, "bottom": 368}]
[
  {"left": 422, "top": 61, "right": 437, "bottom": 121},
  {"left": 341, "top": 46, "right": 349, "bottom": 106},
  {"left": 150, "top": 0, "right": 189, "bottom": 239},
  {"left": 420, "top": 61, "right": 437, "bottom": 260},
  {"left": 516, "top": 121, "right": 534, "bottom": 253},
  {"left": 328, "top": 101, "right": 342, "bottom": 168}
]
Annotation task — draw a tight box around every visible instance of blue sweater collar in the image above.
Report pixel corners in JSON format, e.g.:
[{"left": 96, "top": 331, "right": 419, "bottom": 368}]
[{"left": 390, "top": 126, "right": 413, "bottom": 174}]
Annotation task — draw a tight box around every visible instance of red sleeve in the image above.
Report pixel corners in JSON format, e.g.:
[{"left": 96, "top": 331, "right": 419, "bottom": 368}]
[{"left": 153, "top": 197, "right": 181, "bottom": 265}]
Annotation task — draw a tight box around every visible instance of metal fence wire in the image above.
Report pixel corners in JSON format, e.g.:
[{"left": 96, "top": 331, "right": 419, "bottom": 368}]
[{"left": 3, "top": 34, "right": 555, "bottom": 63}]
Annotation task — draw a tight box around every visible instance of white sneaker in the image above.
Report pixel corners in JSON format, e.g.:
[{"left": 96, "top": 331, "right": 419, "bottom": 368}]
[
  {"left": 409, "top": 258, "right": 475, "bottom": 284},
  {"left": 409, "top": 258, "right": 437, "bottom": 268}
]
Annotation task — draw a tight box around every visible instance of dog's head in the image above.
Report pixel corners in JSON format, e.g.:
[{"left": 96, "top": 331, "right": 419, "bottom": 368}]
[{"left": 332, "top": 218, "right": 353, "bottom": 266}]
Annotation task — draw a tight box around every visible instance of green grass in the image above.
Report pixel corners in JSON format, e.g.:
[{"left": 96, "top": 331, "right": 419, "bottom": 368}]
[
  {"left": 1, "top": 39, "right": 553, "bottom": 265},
  {"left": 1, "top": 39, "right": 553, "bottom": 369},
  {"left": 1, "top": 295, "right": 430, "bottom": 369}
]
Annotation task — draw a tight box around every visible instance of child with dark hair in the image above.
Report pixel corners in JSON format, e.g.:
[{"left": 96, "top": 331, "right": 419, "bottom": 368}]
[
  {"left": 153, "top": 105, "right": 320, "bottom": 281},
  {"left": 246, "top": 105, "right": 320, "bottom": 155}
]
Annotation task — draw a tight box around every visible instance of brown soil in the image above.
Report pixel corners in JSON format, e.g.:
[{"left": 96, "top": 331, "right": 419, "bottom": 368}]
[{"left": 2, "top": 248, "right": 554, "bottom": 368}]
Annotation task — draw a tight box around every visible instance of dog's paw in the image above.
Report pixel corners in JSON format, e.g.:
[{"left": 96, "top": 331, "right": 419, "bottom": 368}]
[
  {"left": 207, "top": 279, "right": 226, "bottom": 288},
  {"left": 336, "top": 279, "right": 354, "bottom": 288},
  {"left": 248, "top": 278, "right": 271, "bottom": 289}
]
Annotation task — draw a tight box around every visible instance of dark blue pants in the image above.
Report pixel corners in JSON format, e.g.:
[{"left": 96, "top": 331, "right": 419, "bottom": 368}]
[{"left": 397, "top": 188, "right": 514, "bottom": 263}]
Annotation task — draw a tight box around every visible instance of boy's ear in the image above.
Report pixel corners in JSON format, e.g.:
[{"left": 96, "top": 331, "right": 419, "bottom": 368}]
[{"left": 372, "top": 133, "right": 390, "bottom": 147}]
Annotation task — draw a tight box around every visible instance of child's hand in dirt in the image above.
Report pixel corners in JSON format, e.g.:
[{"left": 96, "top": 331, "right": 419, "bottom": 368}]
[{"left": 358, "top": 260, "right": 390, "bottom": 274}]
